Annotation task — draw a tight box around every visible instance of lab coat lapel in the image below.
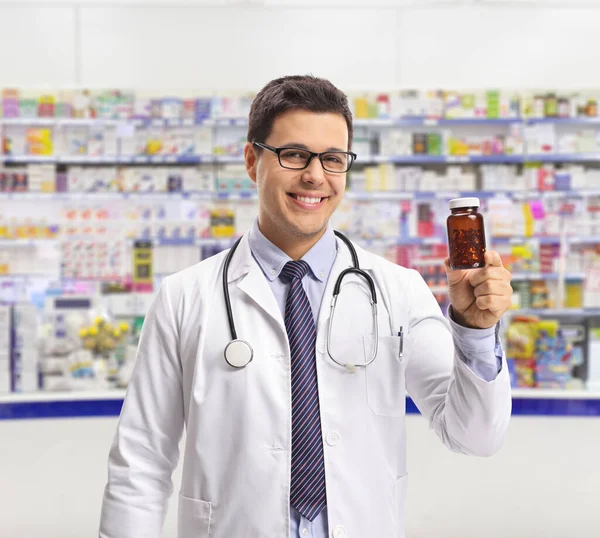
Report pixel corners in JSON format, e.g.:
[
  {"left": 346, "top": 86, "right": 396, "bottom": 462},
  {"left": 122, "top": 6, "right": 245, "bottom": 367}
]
[{"left": 228, "top": 233, "right": 285, "bottom": 332}]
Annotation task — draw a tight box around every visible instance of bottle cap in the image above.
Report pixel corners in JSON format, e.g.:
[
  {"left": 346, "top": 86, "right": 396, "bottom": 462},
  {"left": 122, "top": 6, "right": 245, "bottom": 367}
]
[{"left": 449, "top": 197, "right": 480, "bottom": 210}]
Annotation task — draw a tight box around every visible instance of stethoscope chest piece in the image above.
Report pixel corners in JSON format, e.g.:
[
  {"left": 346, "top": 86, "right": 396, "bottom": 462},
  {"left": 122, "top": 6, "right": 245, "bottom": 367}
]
[{"left": 224, "top": 339, "right": 253, "bottom": 368}]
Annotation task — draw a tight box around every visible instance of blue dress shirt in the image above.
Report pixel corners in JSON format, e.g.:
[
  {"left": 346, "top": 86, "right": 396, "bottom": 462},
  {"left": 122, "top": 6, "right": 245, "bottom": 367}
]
[{"left": 247, "top": 218, "right": 503, "bottom": 538}]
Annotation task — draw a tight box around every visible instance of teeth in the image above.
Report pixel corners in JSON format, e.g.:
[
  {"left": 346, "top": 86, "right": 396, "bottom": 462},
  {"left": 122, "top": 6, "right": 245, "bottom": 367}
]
[{"left": 296, "top": 195, "right": 322, "bottom": 204}]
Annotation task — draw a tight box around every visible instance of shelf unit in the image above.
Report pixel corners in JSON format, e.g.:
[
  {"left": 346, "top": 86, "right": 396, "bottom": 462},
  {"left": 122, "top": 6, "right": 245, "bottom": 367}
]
[
  {"left": 4, "top": 115, "right": 600, "bottom": 165},
  {"left": 2, "top": 113, "right": 600, "bottom": 400}
]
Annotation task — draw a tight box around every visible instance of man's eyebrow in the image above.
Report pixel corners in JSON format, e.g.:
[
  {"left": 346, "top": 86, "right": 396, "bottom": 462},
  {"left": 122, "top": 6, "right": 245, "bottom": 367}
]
[{"left": 280, "top": 142, "right": 347, "bottom": 152}]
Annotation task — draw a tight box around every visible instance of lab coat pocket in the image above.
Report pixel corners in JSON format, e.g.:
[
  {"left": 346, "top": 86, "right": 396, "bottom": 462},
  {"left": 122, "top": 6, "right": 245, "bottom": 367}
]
[
  {"left": 363, "top": 335, "right": 405, "bottom": 417},
  {"left": 178, "top": 493, "right": 211, "bottom": 538},
  {"left": 394, "top": 474, "right": 408, "bottom": 536}
]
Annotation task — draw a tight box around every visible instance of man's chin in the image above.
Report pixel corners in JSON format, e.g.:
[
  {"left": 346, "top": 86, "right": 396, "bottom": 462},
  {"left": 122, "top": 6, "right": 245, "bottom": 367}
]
[{"left": 284, "top": 220, "right": 325, "bottom": 238}]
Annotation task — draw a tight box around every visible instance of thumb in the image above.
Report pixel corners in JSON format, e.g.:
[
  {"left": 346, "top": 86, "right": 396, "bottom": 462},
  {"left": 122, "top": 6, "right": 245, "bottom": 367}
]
[{"left": 444, "top": 257, "right": 471, "bottom": 286}]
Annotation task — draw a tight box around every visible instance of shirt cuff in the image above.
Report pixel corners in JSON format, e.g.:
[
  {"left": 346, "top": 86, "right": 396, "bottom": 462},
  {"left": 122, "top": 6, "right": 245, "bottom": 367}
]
[
  {"left": 447, "top": 305, "right": 497, "bottom": 353},
  {"left": 447, "top": 305, "right": 503, "bottom": 382}
]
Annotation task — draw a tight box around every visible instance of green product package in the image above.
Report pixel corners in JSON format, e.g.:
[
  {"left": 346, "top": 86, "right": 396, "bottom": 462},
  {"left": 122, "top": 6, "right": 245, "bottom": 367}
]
[
  {"left": 427, "top": 133, "right": 442, "bottom": 155},
  {"left": 486, "top": 90, "right": 500, "bottom": 119}
]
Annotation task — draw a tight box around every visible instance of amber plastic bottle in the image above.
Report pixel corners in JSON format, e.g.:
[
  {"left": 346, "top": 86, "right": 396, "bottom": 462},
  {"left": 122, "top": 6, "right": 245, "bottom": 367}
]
[{"left": 447, "top": 197, "right": 486, "bottom": 270}]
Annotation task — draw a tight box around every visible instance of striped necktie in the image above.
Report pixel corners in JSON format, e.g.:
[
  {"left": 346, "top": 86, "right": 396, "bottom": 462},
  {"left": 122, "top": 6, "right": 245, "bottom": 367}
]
[{"left": 281, "top": 260, "right": 327, "bottom": 521}]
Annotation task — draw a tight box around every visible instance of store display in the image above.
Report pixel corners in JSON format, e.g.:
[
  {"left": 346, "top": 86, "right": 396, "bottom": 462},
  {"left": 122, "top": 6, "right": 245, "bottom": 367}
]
[
  {"left": 1, "top": 85, "right": 600, "bottom": 394},
  {"left": 506, "top": 315, "right": 586, "bottom": 390},
  {"left": 36, "top": 294, "right": 141, "bottom": 392}
]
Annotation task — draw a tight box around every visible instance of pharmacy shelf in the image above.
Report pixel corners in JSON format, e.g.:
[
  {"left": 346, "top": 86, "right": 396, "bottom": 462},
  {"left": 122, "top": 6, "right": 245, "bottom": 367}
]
[
  {"left": 5, "top": 152, "right": 600, "bottom": 167},
  {"left": 0, "top": 117, "right": 521, "bottom": 129},
  {"left": 9, "top": 116, "right": 600, "bottom": 129},
  {"left": 2, "top": 235, "right": 595, "bottom": 250},
  {"left": 0, "top": 234, "right": 594, "bottom": 251},
  {"left": 0, "top": 239, "right": 59, "bottom": 248},
  {"left": 149, "top": 237, "right": 445, "bottom": 248},
  {"left": 0, "top": 236, "right": 444, "bottom": 250},
  {"left": 0, "top": 155, "right": 244, "bottom": 165},
  {"left": 354, "top": 117, "right": 521, "bottom": 127},
  {"left": 0, "top": 390, "right": 126, "bottom": 420},
  {"left": 491, "top": 236, "right": 563, "bottom": 244},
  {"left": 570, "top": 237, "right": 600, "bottom": 245},
  {"left": 525, "top": 118, "right": 600, "bottom": 126},
  {"left": 3, "top": 388, "right": 600, "bottom": 420},
  {"left": 527, "top": 153, "right": 600, "bottom": 163},
  {"left": 1, "top": 189, "right": 597, "bottom": 203},
  {"left": 510, "top": 388, "right": 599, "bottom": 399},
  {"left": 157, "top": 237, "right": 235, "bottom": 247},
  {"left": 0, "top": 118, "right": 122, "bottom": 127},
  {"left": 347, "top": 190, "right": 497, "bottom": 201},
  {"left": 511, "top": 272, "right": 586, "bottom": 281},
  {"left": 0, "top": 117, "right": 247, "bottom": 128},
  {"left": 0, "top": 272, "right": 57, "bottom": 277},
  {"left": 365, "top": 155, "right": 523, "bottom": 165},
  {"left": 3, "top": 115, "right": 600, "bottom": 130},
  {"left": 490, "top": 236, "right": 600, "bottom": 245},
  {"left": 510, "top": 308, "right": 600, "bottom": 317},
  {"left": 0, "top": 190, "right": 257, "bottom": 201},
  {"left": 0, "top": 390, "right": 127, "bottom": 403}
]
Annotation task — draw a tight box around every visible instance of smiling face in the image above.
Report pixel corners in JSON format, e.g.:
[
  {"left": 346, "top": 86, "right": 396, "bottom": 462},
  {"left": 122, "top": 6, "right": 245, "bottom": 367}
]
[{"left": 245, "top": 109, "right": 349, "bottom": 259}]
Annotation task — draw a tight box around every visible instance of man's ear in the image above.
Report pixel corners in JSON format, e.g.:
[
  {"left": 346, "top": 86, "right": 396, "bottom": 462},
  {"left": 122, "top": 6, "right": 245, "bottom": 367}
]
[{"left": 244, "top": 142, "right": 258, "bottom": 184}]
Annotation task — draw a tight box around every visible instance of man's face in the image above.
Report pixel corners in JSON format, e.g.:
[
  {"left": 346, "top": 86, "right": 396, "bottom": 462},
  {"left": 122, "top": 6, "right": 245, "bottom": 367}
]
[{"left": 245, "top": 109, "right": 349, "bottom": 248}]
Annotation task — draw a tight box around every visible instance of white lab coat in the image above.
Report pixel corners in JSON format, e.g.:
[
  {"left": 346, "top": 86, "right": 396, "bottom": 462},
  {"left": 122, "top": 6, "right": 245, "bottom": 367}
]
[{"left": 99, "top": 233, "right": 511, "bottom": 538}]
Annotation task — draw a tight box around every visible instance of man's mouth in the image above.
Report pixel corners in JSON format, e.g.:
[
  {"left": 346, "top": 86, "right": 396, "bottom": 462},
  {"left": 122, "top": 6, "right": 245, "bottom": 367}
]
[{"left": 288, "top": 193, "right": 326, "bottom": 205}]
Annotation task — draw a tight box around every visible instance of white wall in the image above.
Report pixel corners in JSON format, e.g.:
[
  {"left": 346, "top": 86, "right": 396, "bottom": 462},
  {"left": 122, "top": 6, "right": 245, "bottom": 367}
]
[
  {"left": 1, "top": 414, "right": 600, "bottom": 538},
  {"left": 2, "top": 1, "right": 600, "bottom": 91}
]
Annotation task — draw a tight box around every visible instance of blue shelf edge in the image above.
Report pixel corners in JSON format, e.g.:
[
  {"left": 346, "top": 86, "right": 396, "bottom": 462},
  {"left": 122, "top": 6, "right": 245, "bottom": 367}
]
[
  {"left": 6, "top": 153, "right": 600, "bottom": 165},
  {"left": 2, "top": 395, "right": 600, "bottom": 420},
  {"left": 9, "top": 116, "right": 600, "bottom": 128},
  {"left": 0, "top": 398, "right": 124, "bottom": 420}
]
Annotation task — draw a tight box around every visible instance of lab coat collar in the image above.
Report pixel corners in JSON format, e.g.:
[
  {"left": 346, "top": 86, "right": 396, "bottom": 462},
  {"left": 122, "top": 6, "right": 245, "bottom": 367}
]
[
  {"left": 226, "top": 231, "right": 373, "bottom": 284},
  {"left": 227, "top": 232, "right": 284, "bottom": 331},
  {"left": 226, "top": 233, "right": 254, "bottom": 284},
  {"left": 227, "top": 231, "right": 373, "bottom": 334}
]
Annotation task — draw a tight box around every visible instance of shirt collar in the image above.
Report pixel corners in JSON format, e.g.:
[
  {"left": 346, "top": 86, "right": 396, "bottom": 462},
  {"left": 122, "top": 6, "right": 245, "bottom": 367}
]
[{"left": 248, "top": 217, "right": 337, "bottom": 283}]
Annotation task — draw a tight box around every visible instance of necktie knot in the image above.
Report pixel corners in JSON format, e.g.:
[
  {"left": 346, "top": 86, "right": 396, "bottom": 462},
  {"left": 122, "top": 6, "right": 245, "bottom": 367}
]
[{"left": 281, "top": 260, "right": 311, "bottom": 282}]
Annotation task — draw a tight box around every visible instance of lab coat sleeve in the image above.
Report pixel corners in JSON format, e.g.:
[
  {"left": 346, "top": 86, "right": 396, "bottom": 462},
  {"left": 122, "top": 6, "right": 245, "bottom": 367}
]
[
  {"left": 403, "top": 270, "right": 511, "bottom": 457},
  {"left": 447, "top": 308, "right": 503, "bottom": 382},
  {"left": 99, "top": 276, "right": 184, "bottom": 538}
]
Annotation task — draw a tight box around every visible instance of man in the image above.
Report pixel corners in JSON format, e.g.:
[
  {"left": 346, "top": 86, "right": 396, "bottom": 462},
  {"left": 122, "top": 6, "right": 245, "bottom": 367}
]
[{"left": 100, "top": 75, "right": 512, "bottom": 538}]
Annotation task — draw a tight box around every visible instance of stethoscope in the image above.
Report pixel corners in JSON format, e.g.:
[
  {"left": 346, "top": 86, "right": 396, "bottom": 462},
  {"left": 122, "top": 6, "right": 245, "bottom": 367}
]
[{"left": 223, "top": 231, "right": 379, "bottom": 372}]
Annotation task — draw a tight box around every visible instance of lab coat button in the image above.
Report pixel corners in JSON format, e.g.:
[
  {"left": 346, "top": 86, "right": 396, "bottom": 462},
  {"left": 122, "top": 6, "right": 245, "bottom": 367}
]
[
  {"left": 326, "top": 431, "right": 340, "bottom": 446},
  {"left": 332, "top": 525, "right": 346, "bottom": 537},
  {"left": 301, "top": 528, "right": 309, "bottom": 536}
]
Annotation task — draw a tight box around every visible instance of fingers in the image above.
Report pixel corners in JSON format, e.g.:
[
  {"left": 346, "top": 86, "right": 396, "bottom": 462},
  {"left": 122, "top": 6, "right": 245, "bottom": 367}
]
[
  {"left": 469, "top": 264, "right": 512, "bottom": 288},
  {"left": 484, "top": 250, "right": 503, "bottom": 268},
  {"left": 475, "top": 294, "right": 511, "bottom": 314},
  {"left": 473, "top": 279, "right": 513, "bottom": 298},
  {"left": 471, "top": 254, "right": 512, "bottom": 316}
]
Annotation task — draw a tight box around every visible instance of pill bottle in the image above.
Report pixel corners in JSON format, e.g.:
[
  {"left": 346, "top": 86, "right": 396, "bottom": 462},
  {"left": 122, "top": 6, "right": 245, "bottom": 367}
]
[{"left": 447, "top": 197, "right": 486, "bottom": 270}]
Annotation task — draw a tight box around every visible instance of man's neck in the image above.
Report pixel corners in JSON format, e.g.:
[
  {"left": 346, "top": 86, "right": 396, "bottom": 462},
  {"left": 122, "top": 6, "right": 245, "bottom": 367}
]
[{"left": 258, "top": 220, "right": 326, "bottom": 261}]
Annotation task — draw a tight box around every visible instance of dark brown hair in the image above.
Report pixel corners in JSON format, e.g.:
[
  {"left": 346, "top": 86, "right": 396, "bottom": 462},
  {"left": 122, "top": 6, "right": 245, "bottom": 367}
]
[{"left": 247, "top": 75, "right": 353, "bottom": 151}]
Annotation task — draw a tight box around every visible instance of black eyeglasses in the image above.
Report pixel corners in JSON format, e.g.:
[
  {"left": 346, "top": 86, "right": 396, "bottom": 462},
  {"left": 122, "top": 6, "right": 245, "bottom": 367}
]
[{"left": 253, "top": 142, "right": 356, "bottom": 173}]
